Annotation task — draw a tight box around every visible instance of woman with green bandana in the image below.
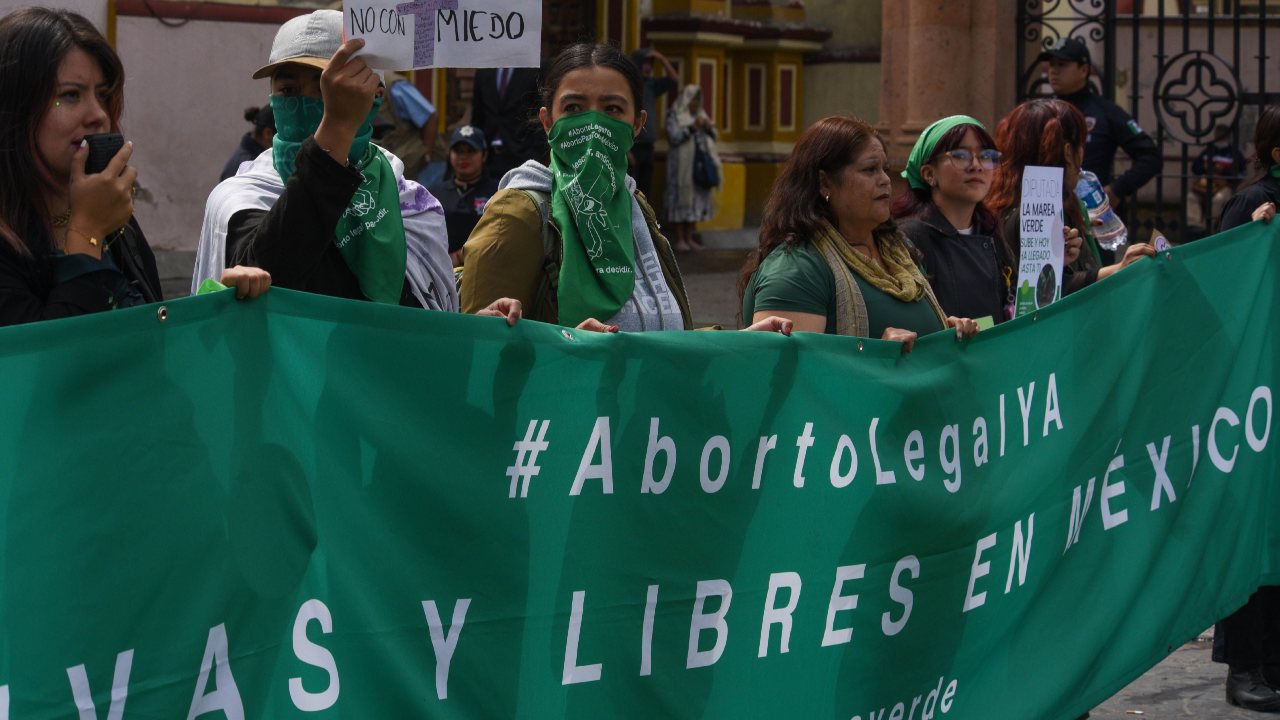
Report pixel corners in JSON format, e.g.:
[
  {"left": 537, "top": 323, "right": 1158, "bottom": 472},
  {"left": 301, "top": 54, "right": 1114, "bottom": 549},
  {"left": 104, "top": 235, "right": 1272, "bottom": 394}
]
[
  {"left": 891, "top": 115, "right": 1012, "bottom": 324},
  {"left": 196, "top": 10, "right": 509, "bottom": 319},
  {"left": 460, "top": 42, "right": 789, "bottom": 334},
  {"left": 738, "top": 115, "right": 978, "bottom": 351}
]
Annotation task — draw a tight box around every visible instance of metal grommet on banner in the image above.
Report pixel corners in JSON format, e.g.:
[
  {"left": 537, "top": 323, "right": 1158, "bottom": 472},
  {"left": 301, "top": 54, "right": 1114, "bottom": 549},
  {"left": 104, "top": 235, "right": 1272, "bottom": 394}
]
[
  {"left": 156, "top": 305, "right": 168, "bottom": 323},
  {"left": 1165, "top": 252, "right": 1173, "bottom": 261},
  {"left": 857, "top": 341, "right": 864, "bottom": 352},
  {"left": 560, "top": 329, "right": 575, "bottom": 341},
  {"left": 1032, "top": 313, "right": 1038, "bottom": 322}
]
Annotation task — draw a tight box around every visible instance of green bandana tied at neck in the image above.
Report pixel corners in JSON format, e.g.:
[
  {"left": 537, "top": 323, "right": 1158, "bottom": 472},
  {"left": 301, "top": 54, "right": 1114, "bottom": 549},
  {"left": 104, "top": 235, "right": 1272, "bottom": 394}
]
[
  {"left": 270, "top": 95, "right": 407, "bottom": 305},
  {"left": 1270, "top": 164, "right": 1280, "bottom": 180},
  {"left": 547, "top": 110, "right": 636, "bottom": 327},
  {"left": 902, "top": 115, "right": 987, "bottom": 191}
]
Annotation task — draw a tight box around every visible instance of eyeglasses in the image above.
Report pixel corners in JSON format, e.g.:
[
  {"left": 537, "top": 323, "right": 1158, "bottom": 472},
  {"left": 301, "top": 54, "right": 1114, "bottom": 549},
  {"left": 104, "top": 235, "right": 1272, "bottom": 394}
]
[{"left": 941, "top": 148, "right": 1001, "bottom": 169}]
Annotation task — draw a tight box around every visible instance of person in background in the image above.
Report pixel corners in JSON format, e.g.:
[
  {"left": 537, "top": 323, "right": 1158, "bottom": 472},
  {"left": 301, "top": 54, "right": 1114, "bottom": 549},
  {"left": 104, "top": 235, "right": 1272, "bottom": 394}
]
[
  {"left": 471, "top": 65, "right": 545, "bottom": 179},
  {"left": 376, "top": 70, "right": 440, "bottom": 186},
  {"left": 986, "top": 99, "right": 1153, "bottom": 297},
  {"left": 0, "top": 7, "right": 267, "bottom": 326},
  {"left": 628, "top": 47, "right": 678, "bottom": 201},
  {"left": 195, "top": 10, "right": 458, "bottom": 312},
  {"left": 220, "top": 103, "right": 275, "bottom": 182},
  {"left": 1186, "top": 124, "right": 1248, "bottom": 236},
  {"left": 1212, "top": 103, "right": 1280, "bottom": 715},
  {"left": 892, "top": 115, "right": 1011, "bottom": 324},
  {"left": 664, "top": 84, "right": 721, "bottom": 252},
  {"left": 739, "top": 115, "right": 978, "bottom": 349},
  {"left": 429, "top": 125, "right": 497, "bottom": 266},
  {"left": 1041, "top": 37, "right": 1160, "bottom": 259}
]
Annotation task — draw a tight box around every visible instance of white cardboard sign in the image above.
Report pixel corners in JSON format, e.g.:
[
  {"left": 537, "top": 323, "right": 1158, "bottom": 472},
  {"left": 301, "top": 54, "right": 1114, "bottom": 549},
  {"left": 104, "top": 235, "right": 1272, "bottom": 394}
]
[
  {"left": 345, "top": 0, "right": 541, "bottom": 70},
  {"left": 1014, "top": 165, "right": 1066, "bottom": 317}
]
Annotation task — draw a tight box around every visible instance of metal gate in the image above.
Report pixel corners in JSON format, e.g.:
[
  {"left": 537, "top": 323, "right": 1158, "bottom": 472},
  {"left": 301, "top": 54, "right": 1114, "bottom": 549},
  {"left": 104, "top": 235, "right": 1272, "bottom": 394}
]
[{"left": 1017, "top": 1, "right": 1276, "bottom": 243}]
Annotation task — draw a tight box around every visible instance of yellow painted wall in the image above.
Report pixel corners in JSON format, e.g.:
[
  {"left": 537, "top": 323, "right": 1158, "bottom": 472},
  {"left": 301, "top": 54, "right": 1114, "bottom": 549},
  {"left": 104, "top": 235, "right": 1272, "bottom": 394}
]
[{"left": 699, "top": 160, "right": 744, "bottom": 230}]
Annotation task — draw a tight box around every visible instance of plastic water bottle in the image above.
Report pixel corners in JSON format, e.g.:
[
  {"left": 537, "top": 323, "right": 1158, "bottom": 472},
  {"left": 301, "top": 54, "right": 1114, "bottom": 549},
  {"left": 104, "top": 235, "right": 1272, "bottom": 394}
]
[{"left": 1074, "top": 170, "right": 1128, "bottom": 250}]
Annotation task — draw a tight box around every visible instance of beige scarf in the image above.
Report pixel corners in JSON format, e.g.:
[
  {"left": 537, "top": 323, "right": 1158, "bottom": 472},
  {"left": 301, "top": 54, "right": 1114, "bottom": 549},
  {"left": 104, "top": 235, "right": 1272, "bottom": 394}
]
[{"left": 809, "top": 219, "right": 946, "bottom": 337}]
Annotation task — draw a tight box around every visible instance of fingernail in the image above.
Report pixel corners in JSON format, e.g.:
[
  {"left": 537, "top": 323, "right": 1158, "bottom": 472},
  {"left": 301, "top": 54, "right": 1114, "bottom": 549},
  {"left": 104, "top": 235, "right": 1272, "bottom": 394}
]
[
  {"left": 125, "top": 141, "right": 133, "bottom": 147},
  {"left": 79, "top": 139, "right": 87, "bottom": 148}
]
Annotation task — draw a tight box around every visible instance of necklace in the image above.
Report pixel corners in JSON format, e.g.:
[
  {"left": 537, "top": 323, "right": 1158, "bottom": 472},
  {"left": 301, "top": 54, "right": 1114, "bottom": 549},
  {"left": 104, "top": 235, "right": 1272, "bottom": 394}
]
[{"left": 51, "top": 208, "right": 71, "bottom": 227}]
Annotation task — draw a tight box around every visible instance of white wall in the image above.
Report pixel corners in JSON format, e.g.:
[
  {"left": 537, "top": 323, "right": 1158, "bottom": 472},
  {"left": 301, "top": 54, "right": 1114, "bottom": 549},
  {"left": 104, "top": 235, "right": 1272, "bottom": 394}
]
[{"left": 116, "top": 16, "right": 278, "bottom": 250}]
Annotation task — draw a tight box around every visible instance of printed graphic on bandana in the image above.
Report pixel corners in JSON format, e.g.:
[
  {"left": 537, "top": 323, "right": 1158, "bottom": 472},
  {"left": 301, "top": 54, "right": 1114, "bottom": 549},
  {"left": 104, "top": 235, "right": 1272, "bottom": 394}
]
[
  {"left": 547, "top": 111, "right": 636, "bottom": 326},
  {"left": 563, "top": 149, "right": 617, "bottom": 261}
]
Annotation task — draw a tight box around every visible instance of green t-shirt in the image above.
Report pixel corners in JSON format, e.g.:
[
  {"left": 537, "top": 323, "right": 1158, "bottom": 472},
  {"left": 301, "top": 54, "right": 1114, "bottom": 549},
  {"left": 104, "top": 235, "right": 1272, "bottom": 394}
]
[{"left": 743, "top": 241, "right": 944, "bottom": 338}]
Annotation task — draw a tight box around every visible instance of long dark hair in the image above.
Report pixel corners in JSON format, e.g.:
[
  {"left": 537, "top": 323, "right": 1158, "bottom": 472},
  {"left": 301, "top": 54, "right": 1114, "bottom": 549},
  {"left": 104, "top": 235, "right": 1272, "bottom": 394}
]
[
  {"left": 738, "top": 115, "right": 896, "bottom": 301},
  {"left": 0, "top": 8, "right": 124, "bottom": 255},
  {"left": 540, "top": 42, "right": 644, "bottom": 120},
  {"left": 890, "top": 123, "right": 1001, "bottom": 236},
  {"left": 1239, "top": 105, "right": 1280, "bottom": 192},
  {"left": 985, "top": 98, "right": 1088, "bottom": 236}
]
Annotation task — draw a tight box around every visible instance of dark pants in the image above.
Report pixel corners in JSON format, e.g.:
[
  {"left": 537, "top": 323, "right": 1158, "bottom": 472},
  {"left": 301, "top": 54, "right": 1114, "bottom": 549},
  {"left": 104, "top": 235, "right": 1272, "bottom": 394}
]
[
  {"left": 630, "top": 142, "right": 656, "bottom": 200},
  {"left": 1214, "top": 587, "right": 1280, "bottom": 669}
]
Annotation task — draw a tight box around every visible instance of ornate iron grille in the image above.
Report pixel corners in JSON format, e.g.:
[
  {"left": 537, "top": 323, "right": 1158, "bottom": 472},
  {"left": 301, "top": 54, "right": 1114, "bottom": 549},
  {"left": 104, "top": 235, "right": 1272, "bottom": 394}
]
[{"left": 1017, "top": 1, "right": 1275, "bottom": 243}]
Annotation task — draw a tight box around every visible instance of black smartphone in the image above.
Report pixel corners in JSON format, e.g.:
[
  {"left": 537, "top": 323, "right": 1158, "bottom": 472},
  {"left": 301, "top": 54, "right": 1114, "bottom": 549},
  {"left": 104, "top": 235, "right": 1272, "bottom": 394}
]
[{"left": 84, "top": 133, "right": 124, "bottom": 174}]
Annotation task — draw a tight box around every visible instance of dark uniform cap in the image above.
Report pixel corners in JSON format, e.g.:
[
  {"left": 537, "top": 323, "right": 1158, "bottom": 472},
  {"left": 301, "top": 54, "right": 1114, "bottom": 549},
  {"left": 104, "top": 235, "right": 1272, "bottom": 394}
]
[{"left": 1037, "top": 37, "right": 1091, "bottom": 65}]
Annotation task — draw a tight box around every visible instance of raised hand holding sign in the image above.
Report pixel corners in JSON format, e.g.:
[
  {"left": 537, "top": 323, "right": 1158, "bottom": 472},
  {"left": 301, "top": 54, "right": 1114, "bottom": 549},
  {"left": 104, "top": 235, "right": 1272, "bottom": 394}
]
[{"left": 344, "top": 0, "right": 540, "bottom": 70}]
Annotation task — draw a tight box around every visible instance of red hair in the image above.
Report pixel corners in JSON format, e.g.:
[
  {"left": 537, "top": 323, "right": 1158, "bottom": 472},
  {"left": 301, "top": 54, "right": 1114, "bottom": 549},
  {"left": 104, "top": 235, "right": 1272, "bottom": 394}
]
[{"left": 985, "top": 99, "right": 1088, "bottom": 233}]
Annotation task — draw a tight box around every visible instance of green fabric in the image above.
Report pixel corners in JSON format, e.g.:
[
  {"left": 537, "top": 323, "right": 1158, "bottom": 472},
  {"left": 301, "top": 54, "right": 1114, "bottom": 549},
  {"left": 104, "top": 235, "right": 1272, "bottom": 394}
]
[
  {"left": 546, "top": 110, "right": 636, "bottom": 326},
  {"left": 1, "top": 220, "right": 1280, "bottom": 718},
  {"left": 271, "top": 95, "right": 406, "bottom": 304},
  {"left": 1270, "top": 163, "right": 1280, "bottom": 179},
  {"left": 332, "top": 145, "right": 407, "bottom": 305},
  {"left": 744, "top": 241, "right": 943, "bottom": 337},
  {"left": 270, "top": 95, "right": 380, "bottom": 180},
  {"left": 902, "top": 115, "right": 986, "bottom": 191},
  {"left": 197, "top": 278, "right": 227, "bottom": 295}
]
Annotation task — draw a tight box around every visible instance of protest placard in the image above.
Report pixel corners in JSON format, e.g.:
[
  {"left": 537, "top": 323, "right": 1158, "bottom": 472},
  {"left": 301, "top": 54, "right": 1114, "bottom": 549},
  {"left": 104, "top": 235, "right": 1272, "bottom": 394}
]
[
  {"left": 344, "top": 0, "right": 540, "bottom": 70},
  {"left": 1014, "top": 165, "right": 1065, "bottom": 317}
]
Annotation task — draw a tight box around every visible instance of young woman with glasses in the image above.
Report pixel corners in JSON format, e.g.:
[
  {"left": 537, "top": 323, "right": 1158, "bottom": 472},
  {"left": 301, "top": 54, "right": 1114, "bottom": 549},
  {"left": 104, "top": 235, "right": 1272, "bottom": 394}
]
[{"left": 892, "top": 115, "right": 1013, "bottom": 324}]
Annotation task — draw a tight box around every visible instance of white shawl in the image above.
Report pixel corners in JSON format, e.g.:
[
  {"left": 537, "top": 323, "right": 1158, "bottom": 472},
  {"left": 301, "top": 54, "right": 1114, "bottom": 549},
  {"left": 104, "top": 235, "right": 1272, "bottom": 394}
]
[{"left": 195, "top": 146, "right": 458, "bottom": 312}]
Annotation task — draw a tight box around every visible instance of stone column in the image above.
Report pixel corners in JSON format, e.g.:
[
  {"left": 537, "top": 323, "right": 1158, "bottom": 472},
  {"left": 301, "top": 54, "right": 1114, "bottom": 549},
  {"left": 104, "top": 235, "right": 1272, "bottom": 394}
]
[{"left": 878, "top": 0, "right": 1017, "bottom": 176}]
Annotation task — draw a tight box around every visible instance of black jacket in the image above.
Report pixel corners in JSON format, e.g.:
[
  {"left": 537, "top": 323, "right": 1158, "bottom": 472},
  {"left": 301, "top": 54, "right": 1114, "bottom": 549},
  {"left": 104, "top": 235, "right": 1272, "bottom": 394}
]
[
  {"left": 899, "top": 204, "right": 1011, "bottom": 323},
  {"left": 1219, "top": 175, "right": 1280, "bottom": 232},
  {"left": 1059, "top": 87, "right": 1162, "bottom": 197},
  {"left": 470, "top": 67, "right": 545, "bottom": 163},
  {"left": 428, "top": 173, "right": 499, "bottom": 253},
  {"left": 226, "top": 137, "right": 419, "bottom": 306},
  {"left": 0, "top": 217, "right": 161, "bottom": 327}
]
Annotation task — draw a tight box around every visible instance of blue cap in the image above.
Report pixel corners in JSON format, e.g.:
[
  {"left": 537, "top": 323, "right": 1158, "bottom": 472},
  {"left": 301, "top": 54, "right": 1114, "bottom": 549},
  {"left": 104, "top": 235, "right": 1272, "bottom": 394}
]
[{"left": 449, "top": 125, "right": 487, "bottom": 151}]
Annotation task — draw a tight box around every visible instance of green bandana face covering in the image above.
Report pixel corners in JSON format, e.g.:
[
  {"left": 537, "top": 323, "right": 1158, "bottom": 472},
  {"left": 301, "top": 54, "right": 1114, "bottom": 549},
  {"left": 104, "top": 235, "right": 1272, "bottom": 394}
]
[
  {"left": 902, "top": 114, "right": 987, "bottom": 191},
  {"left": 547, "top": 110, "right": 637, "bottom": 327},
  {"left": 270, "top": 95, "right": 382, "bottom": 181},
  {"left": 1270, "top": 164, "right": 1280, "bottom": 180},
  {"left": 270, "top": 95, "right": 406, "bottom": 304}
]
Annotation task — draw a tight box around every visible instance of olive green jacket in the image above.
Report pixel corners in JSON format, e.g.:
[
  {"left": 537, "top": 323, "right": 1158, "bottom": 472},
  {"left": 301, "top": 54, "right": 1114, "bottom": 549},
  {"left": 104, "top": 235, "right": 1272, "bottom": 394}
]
[{"left": 459, "top": 187, "right": 694, "bottom": 329}]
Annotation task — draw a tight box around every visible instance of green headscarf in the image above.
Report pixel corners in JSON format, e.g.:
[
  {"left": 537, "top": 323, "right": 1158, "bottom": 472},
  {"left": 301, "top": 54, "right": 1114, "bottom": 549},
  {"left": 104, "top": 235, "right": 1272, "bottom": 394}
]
[
  {"left": 901, "top": 115, "right": 987, "bottom": 191},
  {"left": 546, "top": 110, "right": 637, "bottom": 327},
  {"left": 270, "top": 95, "right": 407, "bottom": 305}
]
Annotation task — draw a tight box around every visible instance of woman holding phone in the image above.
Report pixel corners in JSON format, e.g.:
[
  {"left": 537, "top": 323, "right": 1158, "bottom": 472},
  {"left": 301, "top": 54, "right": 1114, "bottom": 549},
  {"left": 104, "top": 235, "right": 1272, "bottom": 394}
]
[{"left": 0, "top": 7, "right": 268, "bottom": 327}]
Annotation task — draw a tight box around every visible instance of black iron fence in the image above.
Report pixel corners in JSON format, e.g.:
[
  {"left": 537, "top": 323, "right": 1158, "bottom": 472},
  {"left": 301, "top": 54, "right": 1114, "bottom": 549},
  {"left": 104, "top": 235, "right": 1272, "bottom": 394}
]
[{"left": 1017, "top": 0, "right": 1276, "bottom": 243}]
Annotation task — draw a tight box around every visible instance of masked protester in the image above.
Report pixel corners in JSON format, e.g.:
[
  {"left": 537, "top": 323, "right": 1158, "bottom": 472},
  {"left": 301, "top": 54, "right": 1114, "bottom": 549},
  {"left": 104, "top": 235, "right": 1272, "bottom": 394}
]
[
  {"left": 195, "top": 10, "right": 458, "bottom": 312},
  {"left": 459, "top": 43, "right": 790, "bottom": 335}
]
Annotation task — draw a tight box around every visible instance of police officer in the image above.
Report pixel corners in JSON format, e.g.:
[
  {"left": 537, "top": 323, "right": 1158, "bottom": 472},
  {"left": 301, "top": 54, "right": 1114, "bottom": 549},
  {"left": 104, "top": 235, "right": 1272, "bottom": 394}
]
[
  {"left": 428, "top": 125, "right": 498, "bottom": 263},
  {"left": 1039, "top": 38, "right": 1161, "bottom": 246}
]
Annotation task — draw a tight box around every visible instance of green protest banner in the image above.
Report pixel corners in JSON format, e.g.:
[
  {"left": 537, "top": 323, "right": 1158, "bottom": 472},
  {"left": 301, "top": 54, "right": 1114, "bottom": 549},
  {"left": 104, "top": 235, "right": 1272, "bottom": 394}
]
[{"left": 0, "top": 221, "right": 1277, "bottom": 719}]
